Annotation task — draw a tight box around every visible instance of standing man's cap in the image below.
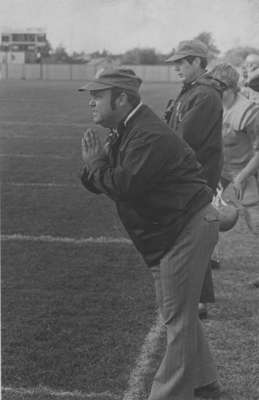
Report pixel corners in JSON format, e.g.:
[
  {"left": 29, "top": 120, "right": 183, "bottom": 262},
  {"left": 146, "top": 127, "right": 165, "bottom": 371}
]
[
  {"left": 79, "top": 68, "right": 142, "bottom": 93},
  {"left": 166, "top": 39, "right": 208, "bottom": 63}
]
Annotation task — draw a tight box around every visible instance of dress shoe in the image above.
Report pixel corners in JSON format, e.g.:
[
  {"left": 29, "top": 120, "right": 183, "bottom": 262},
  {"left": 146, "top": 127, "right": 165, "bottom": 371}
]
[
  {"left": 210, "top": 259, "right": 220, "bottom": 270},
  {"left": 194, "top": 381, "right": 221, "bottom": 398},
  {"left": 198, "top": 303, "right": 208, "bottom": 320}
]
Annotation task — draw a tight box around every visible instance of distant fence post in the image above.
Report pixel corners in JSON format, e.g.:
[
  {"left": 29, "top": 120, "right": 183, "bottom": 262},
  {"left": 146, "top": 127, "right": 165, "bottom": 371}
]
[
  {"left": 0, "top": 62, "right": 6, "bottom": 79},
  {"left": 40, "top": 62, "right": 43, "bottom": 80},
  {"left": 22, "top": 63, "right": 26, "bottom": 79}
]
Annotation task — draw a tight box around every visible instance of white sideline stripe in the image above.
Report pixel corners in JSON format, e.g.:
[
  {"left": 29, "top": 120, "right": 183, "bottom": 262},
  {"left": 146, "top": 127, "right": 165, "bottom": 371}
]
[
  {"left": 3, "top": 182, "right": 79, "bottom": 188},
  {"left": 3, "top": 386, "right": 119, "bottom": 399},
  {"left": 122, "top": 313, "right": 164, "bottom": 400},
  {"left": 0, "top": 135, "right": 80, "bottom": 140},
  {"left": 0, "top": 120, "right": 89, "bottom": 127},
  {"left": 0, "top": 153, "right": 72, "bottom": 159},
  {"left": 1, "top": 234, "right": 132, "bottom": 245}
]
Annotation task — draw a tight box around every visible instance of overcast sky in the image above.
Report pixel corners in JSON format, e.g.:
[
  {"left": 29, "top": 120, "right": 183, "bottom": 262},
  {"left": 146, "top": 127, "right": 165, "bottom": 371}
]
[{"left": 0, "top": 0, "right": 259, "bottom": 54}]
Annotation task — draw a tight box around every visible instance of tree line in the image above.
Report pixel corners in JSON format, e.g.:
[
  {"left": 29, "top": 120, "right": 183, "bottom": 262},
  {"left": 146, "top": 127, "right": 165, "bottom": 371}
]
[{"left": 41, "top": 32, "right": 259, "bottom": 67}]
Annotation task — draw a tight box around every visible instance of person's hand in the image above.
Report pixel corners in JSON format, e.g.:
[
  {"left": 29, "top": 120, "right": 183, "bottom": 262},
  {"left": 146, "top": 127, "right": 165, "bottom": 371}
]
[
  {"left": 233, "top": 174, "right": 246, "bottom": 201},
  {"left": 81, "top": 129, "right": 107, "bottom": 168}
]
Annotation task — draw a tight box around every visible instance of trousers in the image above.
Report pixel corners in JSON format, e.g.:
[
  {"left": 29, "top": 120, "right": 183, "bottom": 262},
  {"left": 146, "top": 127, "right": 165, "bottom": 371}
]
[
  {"left": 199, "top": 262, "right": 215, "bottom": 303},
  {"left": 148, "top": 204, "right": 219, "bottom": 400}
]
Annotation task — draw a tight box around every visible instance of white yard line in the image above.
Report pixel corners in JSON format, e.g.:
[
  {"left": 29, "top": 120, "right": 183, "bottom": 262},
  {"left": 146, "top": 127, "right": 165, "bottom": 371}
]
[
  {"left": 0, "top": 120, "right": 89, "bottom": 127},
  {"left": 3, "top": 386, "right": 119, "bottom": 399},
  {"left": 0, "top": 153, "right": 72, "bottom": 159},
  {"left": 0, "top": 135, "right": 80, "bottom": 140},
  {"left": 2, "top": 182, "right": 79, "bottom": 187},
  {"left": 1, "top": 233, "right": 132, "bottom": 245},
  {"left": 122, "top": 313, "right": 164, "bottom": 400}
]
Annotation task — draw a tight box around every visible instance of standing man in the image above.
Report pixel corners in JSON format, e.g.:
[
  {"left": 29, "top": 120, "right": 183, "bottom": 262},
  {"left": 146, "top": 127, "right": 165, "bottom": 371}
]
[
  {"left": 79, "top": 68, "right": 222, "bottom": 399},
  {"left": 165, "top": 40, "right": 223, "bottom": 318}
]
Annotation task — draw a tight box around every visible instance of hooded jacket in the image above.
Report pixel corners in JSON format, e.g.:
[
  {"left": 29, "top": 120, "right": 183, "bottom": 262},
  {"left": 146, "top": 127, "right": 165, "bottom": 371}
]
[
  {"left": 81, "top": 105, "right": 212, "bottom": 267},
  {"left": 165, "top": 74, "right": 223, "bottom": 192}
]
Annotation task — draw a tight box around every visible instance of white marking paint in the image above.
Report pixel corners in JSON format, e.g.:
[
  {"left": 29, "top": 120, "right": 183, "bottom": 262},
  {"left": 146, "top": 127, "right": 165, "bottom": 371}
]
[
  {"left": 1, "top": 234, "right": 132, "bottom": 245},
  {"left": 0, "top": 120, "right": 89, "bottom": 127},
  {"left": 0, "top": 135, "right": 79, "bottom": 140},
  {"left": 122, "top": 313, "right": 164, "bottom": 400},
  {"left": 0, "top": 153, "right": 72, "bottom": 159},
  {"left": 2, "top": 386, "right": 119, "bottom": 399},
  {"left": 2, "top": 182, "right": 79, "bottom": 188}
]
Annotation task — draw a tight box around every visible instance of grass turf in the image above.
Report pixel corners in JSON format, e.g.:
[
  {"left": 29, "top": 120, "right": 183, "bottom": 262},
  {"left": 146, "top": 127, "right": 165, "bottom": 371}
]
[
  {"left": 2, "top": 241, "right": 156, "bottom": 395},
  {"left": 1, "top": 80, "right": 259, "bottom": 400}
]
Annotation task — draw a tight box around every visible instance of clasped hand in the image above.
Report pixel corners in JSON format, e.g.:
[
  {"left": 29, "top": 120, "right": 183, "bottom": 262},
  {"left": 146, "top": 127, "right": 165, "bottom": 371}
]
[{"left": 81, "top": 129, "right": 107, "bottom": 168}]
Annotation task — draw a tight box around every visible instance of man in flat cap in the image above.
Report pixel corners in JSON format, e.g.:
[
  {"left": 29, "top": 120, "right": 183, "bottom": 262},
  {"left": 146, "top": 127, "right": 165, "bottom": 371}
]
[
  {"left": 166, "top": 39, "right": 224, "bottom": 320},
  {"left": 79, "top": 68, "right": 222, "bottom": 399}
]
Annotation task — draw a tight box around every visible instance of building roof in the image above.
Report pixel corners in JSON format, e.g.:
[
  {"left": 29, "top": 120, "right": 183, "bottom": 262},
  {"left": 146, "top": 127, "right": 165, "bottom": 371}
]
[{"left": 1, "top": 27, "right": 46, "bottom": 34}]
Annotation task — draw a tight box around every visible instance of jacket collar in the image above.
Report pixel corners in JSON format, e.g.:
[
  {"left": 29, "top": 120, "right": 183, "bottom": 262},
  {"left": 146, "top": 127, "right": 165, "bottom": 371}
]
[
  {"left": 117, "top": 102, "right": 144, "bottom": 134},
  {"left": 124, "top": 102, "right": 143, "bottom": 126},
  {"left": 182, "top": 71, "right": 207, "bottom": 91}
]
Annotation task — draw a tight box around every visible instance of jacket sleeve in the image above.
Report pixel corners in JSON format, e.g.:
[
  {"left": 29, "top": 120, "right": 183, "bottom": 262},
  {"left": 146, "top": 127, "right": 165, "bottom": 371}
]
[
  {"left": 177, "top": 91, "right": 221, "bottom": 155},
  {"left": 81, "top": 133, "right": 179, "bottom": 202},
  {"left": 80, "top": 167, "right": 103, "bottom": 194},
  {"left": 176, "top": 90, "right": 223, "bottom": 192}
]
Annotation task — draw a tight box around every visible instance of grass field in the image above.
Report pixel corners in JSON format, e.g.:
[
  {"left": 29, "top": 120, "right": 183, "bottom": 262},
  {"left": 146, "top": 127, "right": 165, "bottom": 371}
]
[{"left": 1, "top": 79, "right": 259, "bottom": 400}]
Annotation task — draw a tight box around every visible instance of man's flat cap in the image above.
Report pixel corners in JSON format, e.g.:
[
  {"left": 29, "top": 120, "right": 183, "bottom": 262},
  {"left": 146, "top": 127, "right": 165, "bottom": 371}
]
[
  {"left": 79, "top": 68, "right": 142, "bottom": 93},
  {"left": 166, "top": 39, "right": 208, "bottom": 63}
]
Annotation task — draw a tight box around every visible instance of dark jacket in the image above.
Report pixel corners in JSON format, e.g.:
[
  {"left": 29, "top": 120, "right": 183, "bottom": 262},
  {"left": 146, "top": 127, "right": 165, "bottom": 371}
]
[
  {"left": 165, "top": 74, "right": 223, "bottom": 192},
  {"left": 81, "top": 105, "right": 213, "bottom": 267}
]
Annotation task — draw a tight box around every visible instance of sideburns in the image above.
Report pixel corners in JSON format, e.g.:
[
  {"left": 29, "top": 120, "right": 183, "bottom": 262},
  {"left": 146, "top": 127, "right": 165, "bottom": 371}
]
[{"left": 110, "top": 89, "right": 123, "bottom": 110}]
